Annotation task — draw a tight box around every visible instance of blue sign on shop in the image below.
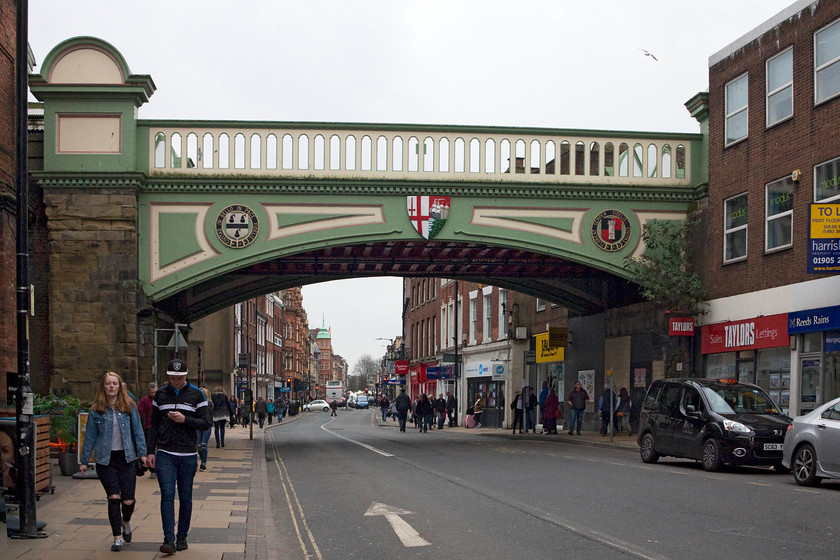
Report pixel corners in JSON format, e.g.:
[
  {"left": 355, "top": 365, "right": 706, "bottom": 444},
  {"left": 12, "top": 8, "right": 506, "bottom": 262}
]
[
  {"left": 788, "top": 305, "right": 840, "bottom": 333},
  {"left": 425, "top": 365, "right": 453, "bottom": 380},
  {"left": 385, "top": 379, "right": 405, "bottom": 385},
  {"left": 825, "top": 330, "right": 840, "bottom": 352}
]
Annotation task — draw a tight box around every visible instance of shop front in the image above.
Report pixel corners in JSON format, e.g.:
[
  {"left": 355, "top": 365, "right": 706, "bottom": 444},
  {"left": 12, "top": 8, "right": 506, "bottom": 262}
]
[
  {"left": 533, "top": 331, "right": 565, "bottom": 428},
  {"left": 465, "top": 360, "right": 507, "bottom": 428},
  {"left": 408, "top": 361, "right": 438, "bottom": 400},
  {"left": 788, "top": 304, "right": 840, "bottom": 416},
  {"left": 701, "top": 313, "right": 791, "bottom": 414}
]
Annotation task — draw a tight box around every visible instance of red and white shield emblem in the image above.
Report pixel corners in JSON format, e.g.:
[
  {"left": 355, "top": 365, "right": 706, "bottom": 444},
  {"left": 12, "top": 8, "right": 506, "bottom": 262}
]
[{"left": 407, "top": 196, "right": 450, "bottom": 239}]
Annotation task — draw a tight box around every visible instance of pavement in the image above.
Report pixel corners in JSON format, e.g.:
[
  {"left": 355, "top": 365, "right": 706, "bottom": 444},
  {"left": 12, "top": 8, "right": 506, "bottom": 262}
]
[{"left": 4, "top": 410, "right": 639, "bottom": 559}]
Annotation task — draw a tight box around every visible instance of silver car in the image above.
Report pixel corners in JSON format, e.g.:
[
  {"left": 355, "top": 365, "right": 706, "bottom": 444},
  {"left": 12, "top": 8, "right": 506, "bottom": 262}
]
[{"left": 782, "top": 396, "right": 840, "bottom": 486}]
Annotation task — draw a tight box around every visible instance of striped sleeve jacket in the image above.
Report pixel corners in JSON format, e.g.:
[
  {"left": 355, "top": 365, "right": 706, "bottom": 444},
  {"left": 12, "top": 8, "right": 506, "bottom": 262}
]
[{"left": 148, "top": 382, "right": 213, "bottom": 454}]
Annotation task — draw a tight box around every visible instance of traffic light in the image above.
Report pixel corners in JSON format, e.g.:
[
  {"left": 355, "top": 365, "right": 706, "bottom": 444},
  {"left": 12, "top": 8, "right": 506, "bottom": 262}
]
[{"left": 286, "top": 377, "right": 292, "bottom": 384}]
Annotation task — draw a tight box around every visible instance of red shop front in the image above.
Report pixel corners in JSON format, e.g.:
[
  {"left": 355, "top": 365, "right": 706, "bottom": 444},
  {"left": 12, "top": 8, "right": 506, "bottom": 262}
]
[
  {"left": 409, "top": 361, "right": 438, "bottom": 399},
  {"left": 701, "top": 313, "right": 791, "bottom": 410}
]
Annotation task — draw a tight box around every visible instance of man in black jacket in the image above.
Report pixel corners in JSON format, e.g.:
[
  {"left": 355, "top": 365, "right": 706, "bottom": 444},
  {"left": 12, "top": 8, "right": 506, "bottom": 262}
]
[
  {"left": 146, "top": 359, "right": 212, "bottom": 555},
  {"left": 446, "top": 391, "right": 457, "bottom": 427},
  {"left": 394, "top": 389, "right": 411, "bottom": 432}
]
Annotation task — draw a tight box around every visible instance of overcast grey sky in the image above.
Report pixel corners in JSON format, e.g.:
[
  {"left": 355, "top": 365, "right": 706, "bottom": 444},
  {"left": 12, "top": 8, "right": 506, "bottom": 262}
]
[{"left": 29, "top": 0, "right": 795, "bottom": 371}]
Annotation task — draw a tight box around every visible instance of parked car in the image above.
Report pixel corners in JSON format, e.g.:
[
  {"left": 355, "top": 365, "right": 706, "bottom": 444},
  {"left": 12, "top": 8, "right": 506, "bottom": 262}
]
[
  {"left": 303, "top": 399, "right": 331, "bottom": 412},
  {"left": 637, "top": 378, "right": 791, "bottom": 472},
  {"left": 782, "top": 396, "right": 840, "bottom": 486},
  {"left": 355, "top": 395, "right": 369, "bottom": 409}
]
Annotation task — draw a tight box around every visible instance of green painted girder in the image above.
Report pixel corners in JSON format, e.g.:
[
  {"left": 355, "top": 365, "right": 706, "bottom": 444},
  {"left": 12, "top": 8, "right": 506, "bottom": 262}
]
[{"left": 139, "top": 177, "right": 692, "bottom": 305}]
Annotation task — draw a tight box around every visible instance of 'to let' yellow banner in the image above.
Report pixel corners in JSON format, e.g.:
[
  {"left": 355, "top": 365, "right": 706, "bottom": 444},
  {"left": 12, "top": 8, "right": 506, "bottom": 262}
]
[
  {"left": 535, "top": 332, "right": 565, "bottom": 363},
  {"left": 810, "top": 204, "right": 840, "bottom": 238}
]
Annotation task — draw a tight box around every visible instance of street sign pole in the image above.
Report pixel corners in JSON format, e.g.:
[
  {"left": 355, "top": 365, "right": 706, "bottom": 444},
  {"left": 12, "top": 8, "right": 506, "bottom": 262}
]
[{"left": 11, "top": 0, "right": 45, "bottom": 540}]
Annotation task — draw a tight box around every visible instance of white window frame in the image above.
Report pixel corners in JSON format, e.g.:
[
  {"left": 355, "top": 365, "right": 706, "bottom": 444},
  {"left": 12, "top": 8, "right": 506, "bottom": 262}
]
[
  {"left": 724, "top": 193, "right": 748, "bottom": 264},
  {"left": 469, "top": 292, "right": 478, "bottom": 344},
  {"left": 536, "top": 298, "right": 546, "bottom": 312},
  {"left": 766, "top": 47, "right": 793, "bottom": 127},
  {"left": 483, "top": 293, "right": 492, "bottom": 342},
  {"left": 815, "top": 18, "right": 840, "bottom": 105},
  {"left": 725, "top": 73, "right": 749, "bottom": 147},
  {"left": 765, "top": 177, "right": 794, "bottom": 253},
  {"left": 815, "top": 155, "right": 840, "bottom": 203}
]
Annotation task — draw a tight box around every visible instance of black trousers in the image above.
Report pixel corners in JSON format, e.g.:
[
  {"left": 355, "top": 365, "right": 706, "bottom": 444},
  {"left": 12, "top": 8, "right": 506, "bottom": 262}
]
[{"left": 512, "top": 409, "right": 524, "bottom": 431}]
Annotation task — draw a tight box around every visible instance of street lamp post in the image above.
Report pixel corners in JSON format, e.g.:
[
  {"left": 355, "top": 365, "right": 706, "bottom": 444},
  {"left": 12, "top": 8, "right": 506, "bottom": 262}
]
[{"left": 153, "top": 323, "right": 189, "bottom": 386}]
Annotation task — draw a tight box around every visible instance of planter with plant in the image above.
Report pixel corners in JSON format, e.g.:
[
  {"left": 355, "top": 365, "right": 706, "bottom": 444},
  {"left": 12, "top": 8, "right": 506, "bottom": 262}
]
[{"left": 33, "top": 393, "right": 91, "bottom": 476}]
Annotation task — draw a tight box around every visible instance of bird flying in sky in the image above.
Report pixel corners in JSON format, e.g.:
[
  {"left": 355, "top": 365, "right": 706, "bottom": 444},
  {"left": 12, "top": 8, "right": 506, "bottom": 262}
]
[{"left": 641, "top": 49, "right": 658, "bottom": 61}]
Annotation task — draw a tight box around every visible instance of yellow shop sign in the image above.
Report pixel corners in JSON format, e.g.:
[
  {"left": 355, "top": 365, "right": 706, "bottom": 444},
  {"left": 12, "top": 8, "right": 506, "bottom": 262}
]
[{"left": 535, "top": 332, "right": 565, "bottom": 363}]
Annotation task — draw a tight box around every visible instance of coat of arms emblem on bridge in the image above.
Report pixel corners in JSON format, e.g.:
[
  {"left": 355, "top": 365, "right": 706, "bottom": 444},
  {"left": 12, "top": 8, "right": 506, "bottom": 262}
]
[
  {"left": 591, "top": 209, "right": 631, "bottom": 252},
  {"left": 215, "top": 204, "right": 260, "bottom": 249},
  {"left": 407, "top": 196, "right": 450, "bottom": 240}
]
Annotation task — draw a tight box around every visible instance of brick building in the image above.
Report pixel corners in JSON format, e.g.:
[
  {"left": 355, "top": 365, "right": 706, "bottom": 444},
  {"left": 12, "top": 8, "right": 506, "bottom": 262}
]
[
  {"left": 1, "top": 1, "right": 19, "bottom": 398},
  {"left": 279, "top": 287, "right": 310, "bottom": 399},
  {"left": 404, "top": 278, "right": 567, "bottom": 429},
  {"left": 696, "top": 0, "right": 840, "bottom": 415}
]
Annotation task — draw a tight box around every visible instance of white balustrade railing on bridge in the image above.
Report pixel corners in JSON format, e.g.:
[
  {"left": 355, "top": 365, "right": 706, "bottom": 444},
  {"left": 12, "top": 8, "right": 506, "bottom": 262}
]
[{"left": 145, "top": 122, "right": 694, "bottom": 186}]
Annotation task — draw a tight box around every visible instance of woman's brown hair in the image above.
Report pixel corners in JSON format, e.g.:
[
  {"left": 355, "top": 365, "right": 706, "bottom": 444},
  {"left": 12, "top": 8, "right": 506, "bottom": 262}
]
[{"left": 91, "top": 371, "right": 134, "bottom": 414}]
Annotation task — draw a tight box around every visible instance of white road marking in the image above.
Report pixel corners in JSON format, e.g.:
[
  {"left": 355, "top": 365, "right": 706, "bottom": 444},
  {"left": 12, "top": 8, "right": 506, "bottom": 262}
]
[
  {"left": 321, "top": 422, "right": 394, "bottom": 456},
  {"left": 364, "top": 502, "right": 431, "bottom": 547},
  {"left": 272, "top": 447, "right": 323, "bottom": 559}
]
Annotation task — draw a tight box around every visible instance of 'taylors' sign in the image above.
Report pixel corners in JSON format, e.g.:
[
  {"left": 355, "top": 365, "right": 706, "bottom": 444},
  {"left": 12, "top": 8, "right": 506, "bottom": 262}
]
[
  {"left": 701, "top": 314, "right": 788, "bottom": 354},
  {"left": 669, "top": 317, "right": 695, "bottom": 336}
]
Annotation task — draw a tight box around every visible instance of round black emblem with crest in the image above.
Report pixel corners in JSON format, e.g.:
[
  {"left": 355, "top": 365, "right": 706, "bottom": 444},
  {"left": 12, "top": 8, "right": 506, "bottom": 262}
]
[
  {"left": 591, "top": 209, "right": 631, "bottom": 252},
  {"left": 216, "top": 205, "right": 259, "bottom": 249}
]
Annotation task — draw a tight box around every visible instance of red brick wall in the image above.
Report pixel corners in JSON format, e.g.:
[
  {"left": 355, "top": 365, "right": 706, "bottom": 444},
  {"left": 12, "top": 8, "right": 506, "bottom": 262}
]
[
  {"left": 700, "top": 2, "right": 840, "bottom": 300},
  {"left": 0, "top": 0, "right": 18, "bottom": 401}
]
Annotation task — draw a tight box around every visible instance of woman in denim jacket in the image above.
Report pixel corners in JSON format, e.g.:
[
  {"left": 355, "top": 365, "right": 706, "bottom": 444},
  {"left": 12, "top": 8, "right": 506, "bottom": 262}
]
[{"left": 80, "top": 372, "right": 147, "bottom": 551}]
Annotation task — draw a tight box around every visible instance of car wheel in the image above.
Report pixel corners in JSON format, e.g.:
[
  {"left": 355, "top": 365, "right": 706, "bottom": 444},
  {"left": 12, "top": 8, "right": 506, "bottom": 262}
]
[
  {"left": 793, "top": 443, "right": 821, "bottom": 486},
  {"left": 701, "top": 439, "right": 722, "bottom": 472},
  {"left": 640, "top": 433, "right": 660, "bottom": 464},
  {"left": 323, "top": 407, "right": 330, "bottom": 412}
]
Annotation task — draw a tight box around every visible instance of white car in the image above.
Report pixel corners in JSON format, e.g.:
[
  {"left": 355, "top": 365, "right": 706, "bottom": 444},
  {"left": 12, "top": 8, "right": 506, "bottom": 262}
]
[
  {"left": 303, "top": 399, "right": 331, "bottom": 412},
  {"left": 782, "top": 396, "right": 840, "bottom": 486}
]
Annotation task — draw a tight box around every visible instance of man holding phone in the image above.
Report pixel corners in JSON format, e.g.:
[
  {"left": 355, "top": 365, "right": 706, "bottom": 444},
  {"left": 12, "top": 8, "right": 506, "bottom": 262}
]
[{"left": 145, "top": 359, "right": 212, "bottom": 554}]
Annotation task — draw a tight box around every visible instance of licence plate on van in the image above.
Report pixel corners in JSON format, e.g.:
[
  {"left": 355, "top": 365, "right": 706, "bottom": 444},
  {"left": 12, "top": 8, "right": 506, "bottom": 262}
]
[{"left": 764, "top": 443, "right": 783, "bottom": 451}]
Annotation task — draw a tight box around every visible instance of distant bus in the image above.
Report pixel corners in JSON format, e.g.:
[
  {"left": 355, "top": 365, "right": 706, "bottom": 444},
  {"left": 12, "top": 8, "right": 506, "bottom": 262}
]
[{"left": 325, "top": 380, "right": 343, "bottom": 401}]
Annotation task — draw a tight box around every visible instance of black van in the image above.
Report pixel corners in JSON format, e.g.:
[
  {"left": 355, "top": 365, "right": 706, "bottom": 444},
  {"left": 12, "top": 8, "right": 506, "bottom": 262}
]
[{"left": 637, "top": 378, "right": 791, "bottom": 472}]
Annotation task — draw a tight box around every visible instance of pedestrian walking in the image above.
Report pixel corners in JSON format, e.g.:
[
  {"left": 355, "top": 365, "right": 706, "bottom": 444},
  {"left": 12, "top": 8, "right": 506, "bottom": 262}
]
[
  {"left": 416, "top": 394, "right": 433, "bottom": 432},
  {"left": 394, "top": 389, "right": 411, "bottom": 432},
  {"left": 538, "top": 380, "right": 549, "bottom": 432},
  {"left": 525, "top": 388, "right": 538, "bottom": 433},
  {"left": 543, "top": 388, "right": 560, "bottom": 434},
  {"left": 616, "top": 387, "right": 631, "bottom": 435},
  {"left": 446, "top": 391, "right": 457, "bottom": 427},
  {"left": 411, "top": 396, "right": 420, "bottom": 428},
  {"left": 228, "top": 395, "right": 237, "bottom": 428},
  {"left": 211, "top": 386, "right": 228, "bottom": 448},
  {"left": 137, "top": 381, "right": 157, "bottom": 478},
  {"left": 434, "top": 393, "right": 447, "bottom": 429},
  {"left": 510, "top": 390, "right": 524, "bottom": 433},
  {"left": 389, "top": 400, "right": 398, "bottom": 421},
  {"left": 379, "top": 395, "right": 390, "bottom": 422},
  {"left": 196, "top": 385, "right": 213, "bottom": 472},
  {"left": 267, "top": 399, "right": 275, "bottom": 424},
  {"left": 330, "top": 398, "right": 338, "bottom": 416},
  {"left": 473, "top": 393, "right": 485, "bottom": 428},
  {"left": 79, "top": 371, "right": 147, "bottom": 552},
  {"left": 146, "top": 358, "right": 212, "bottom": 555},
  {"left": 566, "top": 381, "right": 590, "bottom": 435},
  {"left": 255, "top": 396, "right": 268, "bottom": 428},
  {"left": 598, "top": 385, "right": 616, "bottom": 436}
]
